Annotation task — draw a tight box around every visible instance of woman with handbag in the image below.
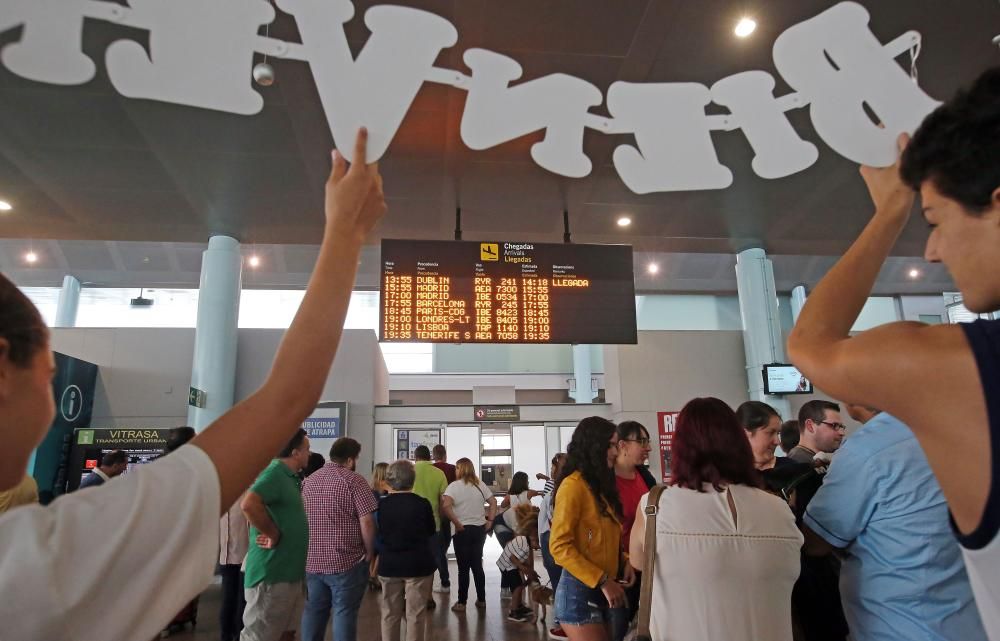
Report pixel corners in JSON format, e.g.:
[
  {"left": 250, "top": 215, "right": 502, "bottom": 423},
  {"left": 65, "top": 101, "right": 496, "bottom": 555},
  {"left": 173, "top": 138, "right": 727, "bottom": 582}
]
[
  {"left": 629, "top": 398, "right": 802, "bottom": 641},
  {"left": 441, "top": 458, "right": 498, "bottom": 612}
]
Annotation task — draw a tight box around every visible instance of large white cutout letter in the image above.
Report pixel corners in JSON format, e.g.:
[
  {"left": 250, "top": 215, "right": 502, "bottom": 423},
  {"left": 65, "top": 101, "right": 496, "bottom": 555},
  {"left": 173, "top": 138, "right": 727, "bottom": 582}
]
[
  {"left": 1, "top": 0, "right": 96, "bottom": 85},
  {"left": 772, "top": 1, "right": 940, "bottom": 166},
  {"left": 460, "top": 50, "right": 603, "bottom": 178},
  {"left": 608, "top": 82, "right": 732, "bottom": 193},
  {"left": 278, "top": 0, "right": 458, "bottom": 162},
  {"left": 105, "top": 0, "right": 274, "bottom": 115},
  {"left": 711, "top": 71, "right": 818, "bottom": 179}
]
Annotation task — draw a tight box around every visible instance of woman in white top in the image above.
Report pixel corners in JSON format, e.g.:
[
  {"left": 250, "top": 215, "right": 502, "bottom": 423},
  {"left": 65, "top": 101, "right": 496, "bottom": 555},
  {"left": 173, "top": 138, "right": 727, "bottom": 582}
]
[
  {"left": 442, "top": 458, "right": 498, "bottom": 611},
  {"left": 498, "top": 471, "right": 542, "bottom": 539},
  {"left": 630, "top": 397, "right": 803, "bottom": 641},
  {"left": 0, "top": 130, "right": 386, "bottom": 641}
]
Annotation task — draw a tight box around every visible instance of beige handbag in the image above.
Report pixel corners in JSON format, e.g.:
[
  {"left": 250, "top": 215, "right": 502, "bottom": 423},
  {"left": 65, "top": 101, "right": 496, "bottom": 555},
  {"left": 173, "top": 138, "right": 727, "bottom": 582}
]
[{"left": 635, "top": 484, "right": 666, "bottom": 641}]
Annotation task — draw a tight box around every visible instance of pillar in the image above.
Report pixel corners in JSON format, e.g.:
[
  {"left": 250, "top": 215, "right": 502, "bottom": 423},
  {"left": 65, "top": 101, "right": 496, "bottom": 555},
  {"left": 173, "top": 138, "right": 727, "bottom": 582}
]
[
  {"left": 571, "top": 344, "right": 597, "bottom": 403},
  {"left": 735, "top": 248, "right": 791, "bottom": 418},
  {"left": 790, "top": 284, "right": 807, "bottom": 325},
  {"left": 54, "top": 275, "right": 81, "bottom": 328},
  {"left": 188, "top": 236, "right": 243, "bottom": 431}
]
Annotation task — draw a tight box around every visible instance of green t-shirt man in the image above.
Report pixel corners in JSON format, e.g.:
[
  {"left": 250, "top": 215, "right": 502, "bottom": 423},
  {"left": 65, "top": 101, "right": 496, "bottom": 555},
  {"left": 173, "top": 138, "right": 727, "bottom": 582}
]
[
  {"left": 244, "top": 459, "right": 309, "bottom": 588},
  {"left": 412, "top": 460, "right": 448, "bottom": 528}
]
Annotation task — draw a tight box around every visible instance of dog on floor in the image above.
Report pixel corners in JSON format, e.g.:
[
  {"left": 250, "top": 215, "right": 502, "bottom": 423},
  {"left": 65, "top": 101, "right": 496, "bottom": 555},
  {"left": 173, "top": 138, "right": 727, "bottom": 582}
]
[{"left": 525, "top": 580, "right": 554, "bottom": 625}]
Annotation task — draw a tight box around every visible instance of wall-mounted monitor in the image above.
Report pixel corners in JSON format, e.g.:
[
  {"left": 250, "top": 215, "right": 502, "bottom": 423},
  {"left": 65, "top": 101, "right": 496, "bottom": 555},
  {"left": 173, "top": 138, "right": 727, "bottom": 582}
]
[
  {"left": 762, "top": 363, "right": 814, "bottom": 395},
  {"left": 380, "top": 239, "right": 637, "bottom": 344}
]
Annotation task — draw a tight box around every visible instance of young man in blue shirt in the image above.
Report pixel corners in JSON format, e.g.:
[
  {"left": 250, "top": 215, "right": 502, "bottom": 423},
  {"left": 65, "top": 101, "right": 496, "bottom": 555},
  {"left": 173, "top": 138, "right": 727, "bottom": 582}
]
[{"left": 787, "top": 68, "right": 1000, "bottom": 637}]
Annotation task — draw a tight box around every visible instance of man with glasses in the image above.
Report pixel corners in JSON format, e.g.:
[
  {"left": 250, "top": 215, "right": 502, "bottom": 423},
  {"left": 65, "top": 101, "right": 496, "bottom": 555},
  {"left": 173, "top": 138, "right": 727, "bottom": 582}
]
[
  {"left": 788, "top": 401, "right": 845, "bottom": 466},
  {"left": 802, "top": 408, "right": 987, "bottom": 641}
]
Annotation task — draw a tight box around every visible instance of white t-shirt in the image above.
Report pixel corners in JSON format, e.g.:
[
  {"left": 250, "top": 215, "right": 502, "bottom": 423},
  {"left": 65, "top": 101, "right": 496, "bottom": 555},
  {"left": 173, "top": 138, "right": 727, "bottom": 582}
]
[
  {"left": 0, "top": 445, "right": 220, "bottom": 641},
  {"left": 961, "top": 541, "right": 1000, "bottom": 640},
  {"left": 444, "top": 480, "right": 493, "bottom": 533},
  {"left": 497, "top": 534, "right": 532, "bottom": 572},
  {"left": 502, "top": 491, "right": 531, "bottom": 530}
]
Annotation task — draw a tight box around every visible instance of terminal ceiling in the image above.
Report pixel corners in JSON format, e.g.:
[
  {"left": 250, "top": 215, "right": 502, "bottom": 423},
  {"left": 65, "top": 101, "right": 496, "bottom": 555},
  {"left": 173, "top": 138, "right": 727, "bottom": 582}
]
[{"left": 0, "top": 0, "right": 998, "bottom": 259}]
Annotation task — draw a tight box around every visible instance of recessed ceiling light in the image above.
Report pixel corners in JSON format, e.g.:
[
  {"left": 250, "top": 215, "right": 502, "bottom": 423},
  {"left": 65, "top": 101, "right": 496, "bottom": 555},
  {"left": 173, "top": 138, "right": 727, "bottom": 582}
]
[
  {"left": 647, "top": 263, "right": 659, "bottom": 275},
  {"left": 908, "top": 268, "right": 921, "bottom": 279},
  {"left": 25, "top": 251, "right": 37, "bottom": 264},
  {"left": 248, "top": 255, "right": 261, "bottom": 268},
  {"left": 617, "top": 216, "right": 632, "bottom": 227},
  {"left": 0, "top": 200, "right": 12, "bottom": 211},
  {"left": 735, "top": 17, "right": 757, "bottom": 38}
]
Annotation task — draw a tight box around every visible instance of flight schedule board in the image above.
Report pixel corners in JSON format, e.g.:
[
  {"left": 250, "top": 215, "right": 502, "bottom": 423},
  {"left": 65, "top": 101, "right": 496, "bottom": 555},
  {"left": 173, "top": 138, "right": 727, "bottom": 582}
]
[{"left": 380, "top": 239, "right": 637, "bottom": 344}]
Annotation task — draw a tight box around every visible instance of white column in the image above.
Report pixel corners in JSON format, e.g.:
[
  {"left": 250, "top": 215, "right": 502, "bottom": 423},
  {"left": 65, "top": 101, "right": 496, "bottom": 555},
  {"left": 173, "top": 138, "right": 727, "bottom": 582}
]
[
  {"left": 790, "top": 284, "right": 808, "bottom": 325},
  {"left": 736, "top": 248, "right": 791, "bottom": 418},
  {"left": 54, "top": 275, "right": 81, "bottom": 327},
  {"left": 570, "top": 344, "right": 597, "bottom": 403},
  {"left": 188, "top": 236, "right": 243, "bottom": 431}
]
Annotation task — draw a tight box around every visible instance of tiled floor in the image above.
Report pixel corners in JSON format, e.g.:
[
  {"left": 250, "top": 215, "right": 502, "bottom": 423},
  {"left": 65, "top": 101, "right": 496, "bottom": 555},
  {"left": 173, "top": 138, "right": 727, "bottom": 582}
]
[{"left": 170, "top": 538, "right": 556, "bottom": 641}]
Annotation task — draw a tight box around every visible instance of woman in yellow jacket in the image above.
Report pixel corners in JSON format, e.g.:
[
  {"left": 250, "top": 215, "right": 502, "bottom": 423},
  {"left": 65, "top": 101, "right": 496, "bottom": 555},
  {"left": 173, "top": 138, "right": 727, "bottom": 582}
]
[{"left": 550, "top": 417, "right": 635, "bottom": 641}]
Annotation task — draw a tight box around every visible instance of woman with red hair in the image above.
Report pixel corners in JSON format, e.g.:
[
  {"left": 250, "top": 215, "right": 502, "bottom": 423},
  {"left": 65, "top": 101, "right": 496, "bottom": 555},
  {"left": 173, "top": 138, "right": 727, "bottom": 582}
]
[{"left": 629, "top": 397, "right": 802, "bottom": 641}]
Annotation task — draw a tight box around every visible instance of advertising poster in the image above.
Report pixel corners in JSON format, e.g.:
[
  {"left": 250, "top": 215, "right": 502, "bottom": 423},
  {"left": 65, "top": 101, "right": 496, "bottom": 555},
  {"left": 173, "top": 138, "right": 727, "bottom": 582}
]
[
  {"left": 395, "top": 429, "right": 442, "bottom": 460},
  {"left": 657, "top": 411, "right": 680, "bottom": 483},
  {"left": 33, "top": 353, "right": 99, "bottom": 502},
  {"left": 302, "top": 402, "right": 348, "bottom": 461},
  {"left": 68, "top": 428, "right": 172, "bottom": 492}
]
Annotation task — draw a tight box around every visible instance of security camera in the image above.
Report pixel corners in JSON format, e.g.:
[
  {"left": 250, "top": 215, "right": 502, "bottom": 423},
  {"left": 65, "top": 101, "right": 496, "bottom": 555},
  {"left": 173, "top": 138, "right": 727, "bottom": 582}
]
[{"left": 253, "top": 62, "right": 275, "bottom": 87}]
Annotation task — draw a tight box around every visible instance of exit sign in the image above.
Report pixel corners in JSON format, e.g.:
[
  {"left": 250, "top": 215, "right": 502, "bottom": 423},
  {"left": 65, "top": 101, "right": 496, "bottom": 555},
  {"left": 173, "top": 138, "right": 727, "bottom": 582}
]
[{"left": 188, "top": 387, "right": 207, "bottom": 408}]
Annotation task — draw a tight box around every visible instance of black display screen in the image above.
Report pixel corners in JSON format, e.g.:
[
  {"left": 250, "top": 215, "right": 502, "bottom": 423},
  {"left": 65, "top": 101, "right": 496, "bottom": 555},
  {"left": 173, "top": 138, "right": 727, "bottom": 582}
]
[
  {"left": 380, "top": 239, "right": 637, "bottom": 344},
  {"left": 762, "top": 364, "right": 814, "bottom": 395}
]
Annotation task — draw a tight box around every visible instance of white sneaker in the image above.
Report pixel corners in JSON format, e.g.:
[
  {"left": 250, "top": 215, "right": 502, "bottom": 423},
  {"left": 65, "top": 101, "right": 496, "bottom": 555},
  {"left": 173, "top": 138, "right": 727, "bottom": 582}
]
[{"left": 433, "top": 583, "right": 451, "bottom": 593}]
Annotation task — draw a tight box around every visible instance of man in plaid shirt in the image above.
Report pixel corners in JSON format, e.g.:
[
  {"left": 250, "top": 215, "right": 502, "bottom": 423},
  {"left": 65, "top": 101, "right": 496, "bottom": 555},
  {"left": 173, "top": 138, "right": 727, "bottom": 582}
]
[{"left": 300, "top": 437, "right": 378, "bottom": 641}]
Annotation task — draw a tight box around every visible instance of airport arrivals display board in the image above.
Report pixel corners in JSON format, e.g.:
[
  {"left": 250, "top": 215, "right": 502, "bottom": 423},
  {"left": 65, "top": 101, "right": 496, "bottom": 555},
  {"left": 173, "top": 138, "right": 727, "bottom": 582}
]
[{"left": 380, "top": 239, "right": 637, "bottom": 344}]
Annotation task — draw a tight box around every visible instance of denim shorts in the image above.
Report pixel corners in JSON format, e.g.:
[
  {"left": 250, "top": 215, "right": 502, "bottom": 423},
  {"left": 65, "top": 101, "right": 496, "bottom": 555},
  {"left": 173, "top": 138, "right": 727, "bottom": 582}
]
[{"left": 554, "top": 570, "right": 610, "bottom": 626}]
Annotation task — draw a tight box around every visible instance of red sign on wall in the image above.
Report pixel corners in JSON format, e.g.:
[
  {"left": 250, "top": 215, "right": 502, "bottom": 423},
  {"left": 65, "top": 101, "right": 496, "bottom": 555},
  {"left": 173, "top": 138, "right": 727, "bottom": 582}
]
[{"left": 657, "top": 411, "right": 680, "bottom": 483}]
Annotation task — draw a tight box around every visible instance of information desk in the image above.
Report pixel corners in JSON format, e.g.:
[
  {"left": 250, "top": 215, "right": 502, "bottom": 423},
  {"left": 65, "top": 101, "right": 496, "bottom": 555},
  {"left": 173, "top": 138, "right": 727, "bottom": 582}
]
[{"left": 380, "top": 239, "right": 637, "bottom": 344}]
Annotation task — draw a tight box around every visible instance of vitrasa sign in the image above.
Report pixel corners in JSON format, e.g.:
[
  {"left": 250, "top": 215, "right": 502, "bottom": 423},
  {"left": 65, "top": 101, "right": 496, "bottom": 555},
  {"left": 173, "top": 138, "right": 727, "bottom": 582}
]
[{"left": 2, "top": 1, "right": 938, "bottom": 193}]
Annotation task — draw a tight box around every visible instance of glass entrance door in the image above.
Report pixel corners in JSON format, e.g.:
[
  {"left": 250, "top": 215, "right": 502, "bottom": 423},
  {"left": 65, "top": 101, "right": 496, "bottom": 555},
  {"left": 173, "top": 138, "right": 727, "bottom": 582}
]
[
  {"left": 443, "top": 424, "right": 481, "bottom": 476},
  {"left": 512, "top": 424, "right": 547, "bottom": 495},
  {"left": 480, "top": 424, "right": 512, "bottom": 494}
]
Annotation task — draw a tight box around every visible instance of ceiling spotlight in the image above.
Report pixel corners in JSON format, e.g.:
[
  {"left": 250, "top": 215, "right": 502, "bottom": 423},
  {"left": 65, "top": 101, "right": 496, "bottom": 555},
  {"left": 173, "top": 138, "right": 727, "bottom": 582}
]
[
  {"left": 908, "top": 268, "right": 921, "bottom": 279},
  {"left": 248, "top": 255, "right": 261, "bottom": 268},
  {"left": 0, "top": 200, "right": 12, "bottom": 211},
  {"left": 735, "top": 17, "right": 757, "bottom": 38},
  {"left": 617, "top": 216, "right": 632, "bottom": 227},
  {"left": 647, "top": 263, "right": 659, "bottom": 275},
  {"left": 24, "top": 251, "right": 37, "bottom": 264}
]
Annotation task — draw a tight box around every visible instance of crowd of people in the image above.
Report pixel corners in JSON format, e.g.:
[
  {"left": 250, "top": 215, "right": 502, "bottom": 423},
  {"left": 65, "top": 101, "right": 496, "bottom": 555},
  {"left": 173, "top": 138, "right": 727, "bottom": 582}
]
[{"left": 0, "top": 67, "right": 997, "bottom": 641}]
